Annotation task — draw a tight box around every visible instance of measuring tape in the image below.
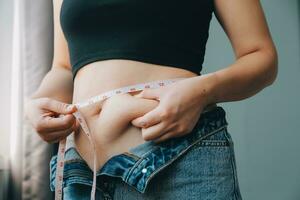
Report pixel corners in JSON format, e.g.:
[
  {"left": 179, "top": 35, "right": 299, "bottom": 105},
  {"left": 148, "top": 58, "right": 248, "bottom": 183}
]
[{"left": 55, "top": 77, "right": 187, "bottom": 200}]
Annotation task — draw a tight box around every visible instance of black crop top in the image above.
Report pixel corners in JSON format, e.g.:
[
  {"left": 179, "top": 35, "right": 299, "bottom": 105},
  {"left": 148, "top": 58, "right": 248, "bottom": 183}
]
[{"left": 60, "top": 0, "right": 214, "bottom": 79}]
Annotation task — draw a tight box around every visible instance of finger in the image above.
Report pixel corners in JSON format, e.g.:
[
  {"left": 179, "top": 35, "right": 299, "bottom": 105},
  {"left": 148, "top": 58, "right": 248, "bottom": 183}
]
[
  {"left": 153, "top": 130, "right": 177, "bottom": 143},
  {"left": 154, "top": 125, "right": 188, "bottom": 143},
  {"left": 36, "top": 114, "right": 77, "bottom": 133},
  {"left": 137, "top": 88, "right": 160, "bottom": 101},
  {"left": 131, "top": 108, "right": 162, "bottom": 128},
  {"left": 42, "top": 123, "right": 78, "bottom": 143},
  {"left": 141, "top": 121, "right": 173, "bottom": 141},
  {"left": 39, "top": 98, "right": 77, "bottom": 114}
]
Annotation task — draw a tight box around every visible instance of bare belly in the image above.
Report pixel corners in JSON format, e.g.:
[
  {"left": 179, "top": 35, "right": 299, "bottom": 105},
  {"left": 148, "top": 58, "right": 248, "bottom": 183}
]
[{"left": 72, "top": 59, "right": 203, "bottom": 171}]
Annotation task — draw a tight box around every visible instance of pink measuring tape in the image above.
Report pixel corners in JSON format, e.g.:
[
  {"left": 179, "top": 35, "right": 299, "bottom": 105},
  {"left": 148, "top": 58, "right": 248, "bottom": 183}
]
[{"left": 55, "top": 77, "right": 187, "bottom": 200}]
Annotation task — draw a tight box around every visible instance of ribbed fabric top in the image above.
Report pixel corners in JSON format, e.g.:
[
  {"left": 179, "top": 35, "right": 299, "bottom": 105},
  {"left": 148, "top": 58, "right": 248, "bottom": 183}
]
[{"left": 60, "top": 0, "right": 214, "bottom": 79}]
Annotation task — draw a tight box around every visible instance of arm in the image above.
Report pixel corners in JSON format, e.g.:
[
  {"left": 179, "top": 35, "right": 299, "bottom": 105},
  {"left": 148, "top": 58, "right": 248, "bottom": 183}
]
[
  {"left": 25, "top": 0, "right": 79, "bottom": 143},
  {"left": 130, "top": 0, "right": 278, "bottom": 143},
  {"left": 196, "top": 0, "right": 278, "bottom": 105},
  {"left": 30, "top": 66, "right": 73, "bottom": 102},
  {"left": 30, "top": 0, "right": 73, "bottom": 102}
]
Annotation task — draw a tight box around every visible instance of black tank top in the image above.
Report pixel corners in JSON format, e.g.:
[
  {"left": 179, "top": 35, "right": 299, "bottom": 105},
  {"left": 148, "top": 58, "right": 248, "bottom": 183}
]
[{"left": 60, "top": 0, "right": 214, "bottom": 79}]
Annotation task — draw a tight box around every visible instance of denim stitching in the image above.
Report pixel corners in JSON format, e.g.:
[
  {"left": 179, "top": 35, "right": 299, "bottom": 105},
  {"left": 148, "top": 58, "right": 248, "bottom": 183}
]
[
  {"left": 193, "top": 128, "right": 229, "bottom": 147},
  {"left": 122, "top": 152, "right": 140, "bottom": 161},
  {"left": 141, "top": 124, "right": 228, "bottom": 192},
  {"left": 224, "top": 128, "right": 243, "bottom": 200},
  {"left": 196, "top": 140, "right": 229, "bottom": 147},
  {"left": 124, "top": 157, "right": 150, "bottom": 183},
  {"left": 132, "top": 145, "right": 160, "bottom": 160}
]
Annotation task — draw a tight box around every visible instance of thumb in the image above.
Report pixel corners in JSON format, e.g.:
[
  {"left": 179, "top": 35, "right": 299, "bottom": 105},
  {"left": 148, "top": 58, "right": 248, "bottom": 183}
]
[
  {"left": 136, "top": 88, "right": 160, "bottom": 101},
  {"left": 40, "top": 98, "right": 77, "bottom": 114},
  {"left": 131, "top": 106, "right": 162, "bottom": 128}
]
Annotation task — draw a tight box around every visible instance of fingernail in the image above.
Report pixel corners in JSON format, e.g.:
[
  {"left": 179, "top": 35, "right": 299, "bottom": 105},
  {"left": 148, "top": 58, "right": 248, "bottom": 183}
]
[
  {"left": 140, "top": 122, "right": 146, "bottom": 127},
  {"left": 67, "top": 105, "right": 74, "bottom": 111}
]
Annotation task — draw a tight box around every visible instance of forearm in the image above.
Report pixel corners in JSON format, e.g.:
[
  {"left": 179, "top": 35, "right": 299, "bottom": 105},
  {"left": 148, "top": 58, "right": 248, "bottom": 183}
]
[
  {"left": 197, "top": 48, "right": 278, "bottom": 105},
  {"left": 29, "top": 66, "right": 74, "bottom": 103}
]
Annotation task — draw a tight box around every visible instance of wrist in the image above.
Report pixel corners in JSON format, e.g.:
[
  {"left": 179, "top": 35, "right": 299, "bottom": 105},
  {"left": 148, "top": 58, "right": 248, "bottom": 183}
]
[{"left": 194, "top": 72, "right": 218, "bottom": 107}]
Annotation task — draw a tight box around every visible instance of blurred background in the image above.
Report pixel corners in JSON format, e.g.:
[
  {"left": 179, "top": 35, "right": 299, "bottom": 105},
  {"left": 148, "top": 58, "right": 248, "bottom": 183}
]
[{"left": 0, "top": 0, "right": 299, "bottom": 199}]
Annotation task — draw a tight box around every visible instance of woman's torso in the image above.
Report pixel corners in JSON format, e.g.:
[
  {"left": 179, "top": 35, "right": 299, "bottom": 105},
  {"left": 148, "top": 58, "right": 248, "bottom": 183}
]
[
  {"left": 72, "top": 60, "right": 206, "bottom": 171},
  {"left": 61, "top": 0, "right": 215, "bottom": 171}
]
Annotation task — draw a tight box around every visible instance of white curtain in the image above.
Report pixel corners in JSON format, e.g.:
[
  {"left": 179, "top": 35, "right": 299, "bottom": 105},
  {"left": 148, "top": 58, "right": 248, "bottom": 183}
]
[{"left": 10, "top": 0, "right": 55, "bottom": 199}]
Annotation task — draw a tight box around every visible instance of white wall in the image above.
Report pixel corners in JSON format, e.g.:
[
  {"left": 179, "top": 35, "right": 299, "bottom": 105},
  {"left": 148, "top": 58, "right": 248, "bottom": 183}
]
[
  {"left": 0, "top": 0, "right": 13, "bottom": 169},
  {"left": 0, "top": 1, "right": 13, "bottom": 200}
]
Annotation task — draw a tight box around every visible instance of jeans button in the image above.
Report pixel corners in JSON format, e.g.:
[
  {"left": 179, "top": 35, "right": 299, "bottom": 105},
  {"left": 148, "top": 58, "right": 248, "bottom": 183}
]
[{"left": 142, "top": 168, "right": 147, "bottom": 174}]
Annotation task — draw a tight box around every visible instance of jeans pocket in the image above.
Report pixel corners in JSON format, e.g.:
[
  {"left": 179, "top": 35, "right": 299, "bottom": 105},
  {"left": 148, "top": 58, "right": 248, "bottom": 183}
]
[{"left": 186, "top": 127, "right": 242, "bottom": 199}]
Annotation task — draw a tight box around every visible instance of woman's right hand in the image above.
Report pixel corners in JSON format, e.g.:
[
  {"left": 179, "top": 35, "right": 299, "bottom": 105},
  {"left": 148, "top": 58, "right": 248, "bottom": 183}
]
[{"left": 25, "top": 97, "right": 80, "bottom": 143}]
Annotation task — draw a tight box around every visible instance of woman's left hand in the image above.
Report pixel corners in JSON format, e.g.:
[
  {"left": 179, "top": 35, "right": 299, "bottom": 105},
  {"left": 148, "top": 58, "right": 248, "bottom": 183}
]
[{"left": 131, "top": 76, "right": 214, "bottom": 143}]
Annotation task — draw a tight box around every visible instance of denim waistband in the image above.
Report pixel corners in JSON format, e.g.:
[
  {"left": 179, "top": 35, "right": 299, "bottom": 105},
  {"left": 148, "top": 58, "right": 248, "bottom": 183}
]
[{"left": 50, "top": 106, "right": 228, "bottom": 193}]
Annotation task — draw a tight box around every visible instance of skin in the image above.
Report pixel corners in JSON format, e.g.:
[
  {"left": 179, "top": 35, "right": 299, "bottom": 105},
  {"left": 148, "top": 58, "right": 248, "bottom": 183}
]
[{"left": 25, "top": 0, "right": 278, "bottom": 171}]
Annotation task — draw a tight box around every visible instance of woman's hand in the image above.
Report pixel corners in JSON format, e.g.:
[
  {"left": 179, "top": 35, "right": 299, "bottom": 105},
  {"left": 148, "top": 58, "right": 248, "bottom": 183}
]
[
  {"left": 25, "top": 97, "right": 80, "bottom": 143},
  {"left": 131, "top": 76, "right": 214, "bottom": 143}
]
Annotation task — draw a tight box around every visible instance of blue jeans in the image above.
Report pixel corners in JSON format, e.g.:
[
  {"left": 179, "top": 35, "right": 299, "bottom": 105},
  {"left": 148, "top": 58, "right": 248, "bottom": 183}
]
[{"left": 50, "top": 106, "right": 242, "bottom": 199}]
